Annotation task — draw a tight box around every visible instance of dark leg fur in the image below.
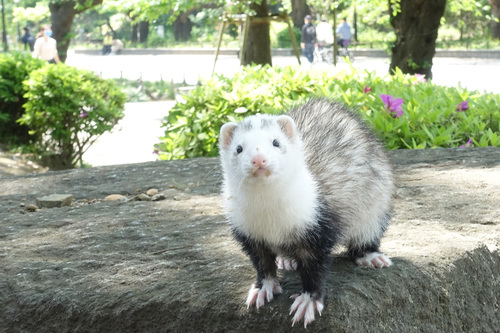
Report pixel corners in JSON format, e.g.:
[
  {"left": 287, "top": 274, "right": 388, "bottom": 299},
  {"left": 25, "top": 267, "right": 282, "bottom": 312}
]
[
  {"left": 232, "top": 228, "right": 278, "bottom": 287},
  {"left": 347, "top": 239, "right": 381, "bottom": 261},
  {"left": 293, "top": 200, "right": 342, "bottom": 300},
  {"left": 295, "top": 254, "right": 331, "bottom": 300},
  {"left": 232, "top": 198, "right": 342, "bottom": 305}
]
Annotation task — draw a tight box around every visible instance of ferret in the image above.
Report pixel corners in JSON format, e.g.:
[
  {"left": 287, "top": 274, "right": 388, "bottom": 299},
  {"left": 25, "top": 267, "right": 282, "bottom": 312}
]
[{"left": 219, "top": 99, "right": 394, "bottom": 328}]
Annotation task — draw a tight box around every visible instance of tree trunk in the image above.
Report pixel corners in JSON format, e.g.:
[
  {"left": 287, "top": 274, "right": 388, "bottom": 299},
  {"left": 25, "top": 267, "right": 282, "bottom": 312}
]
[
  {"left": 242, "top": 0, "right": 272, "bottom": 66},
  {"left": 139, "top": 21, "right": 149, "bottom": 43},
  {"left": 388, "top": 0, "right": 446, "bottom": 79},
  {"left": 49, "top": 0, "right": 103, "bottom": 63},
  {"left": 172, "top": 4, "right": 220, "bottom": 42},
  {"left": 290, "top": 0, "right": 311, "bottom": 28},
  {"left": 131, "top": 24, "right": 138, "bottom": 43},
  {"left": 491, "top": 0, "right": 500, "bottom": 39},
  {"left": 173, "top": 12, "right": 192, "bottom": 41}
]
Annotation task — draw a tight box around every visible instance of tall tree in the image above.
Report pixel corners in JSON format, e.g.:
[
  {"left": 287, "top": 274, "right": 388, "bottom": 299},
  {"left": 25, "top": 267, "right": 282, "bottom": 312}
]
[
  {"left": 388, "top": 0, "right": 447, "bottom": 79},
  {"left": 173, "top": 12, "right": 193, "bottom": 41},
  {"left": 491, "top": 0, "right": 500, "bottom": 38},
  {"left": 138, "top": 21, "right": 149, "bottom": 43},
  {"left": 172, "top": 4, "right": 221, "bottom": 42},
  {"left": 291, "top": 0, "right": 311, "bottom": 28},
  {"left": 49, "top": 0, "right": 103, "bottom": 62}
]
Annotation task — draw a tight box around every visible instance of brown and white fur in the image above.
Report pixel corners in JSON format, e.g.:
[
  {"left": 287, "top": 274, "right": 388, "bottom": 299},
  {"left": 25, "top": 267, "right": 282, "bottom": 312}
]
[{"left": 219, "top": 99, "right": 394, "bottom": 327}]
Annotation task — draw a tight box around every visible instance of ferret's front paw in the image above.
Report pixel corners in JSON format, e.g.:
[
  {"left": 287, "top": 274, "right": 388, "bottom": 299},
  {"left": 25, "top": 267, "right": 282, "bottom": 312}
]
[
  {"left": 355, "top": 252, "right": 392, "bottom": 268},
  {"left": 289, "top": 292, "right": 324, "bottom": 328},
  {"left": 245, "top": 278, "right": 282, "bottom": 309},
  {"left": 276, "top": 256, "right": 298, "bottom": 270}
]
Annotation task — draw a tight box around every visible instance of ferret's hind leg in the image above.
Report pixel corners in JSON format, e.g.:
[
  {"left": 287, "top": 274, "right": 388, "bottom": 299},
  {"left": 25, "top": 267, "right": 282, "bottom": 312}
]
[
  {"left": 355, "top": 251, "right": 392, "bottom": 268},
  {"left": 348, "top": 239, "right": 392, "bottom": 268},
  {"left": 276, "top": 256, "right": 298, "bottom": 270}
]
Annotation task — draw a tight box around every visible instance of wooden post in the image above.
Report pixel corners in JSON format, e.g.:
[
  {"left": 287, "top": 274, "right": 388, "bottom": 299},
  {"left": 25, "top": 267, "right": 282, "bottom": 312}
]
[
  {"left": 212, "top": 19, "right": 227, "bottom": 74},
  {"left": 333, "top": 8, "right": 337, "bottom": 67},
  {"left": 240, "top": 15, "right": 250, "bottom": 66},
  {"left": 286, "top": 14, "right": 301, "bottom": 65}
]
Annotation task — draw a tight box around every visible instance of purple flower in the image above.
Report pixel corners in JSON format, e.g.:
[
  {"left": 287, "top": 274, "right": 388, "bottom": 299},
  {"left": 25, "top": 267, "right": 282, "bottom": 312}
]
[
  {"left": 380, "top": 94, "right": 404, "bottom": 118},
  {"left": 79, "top": 112, "right": 88, "bottom": 118},
  {"left": 456, "top": 101, "right": 469, "bottom": 112},
  {"left": 152, "top": 149, "right": 159, "bottom": 155},
  {"left": 363, "top": 86, "right": 372, "bottom": 93},
  {"left": 459, "top": 138, "right": 473, "bottom": 148}
]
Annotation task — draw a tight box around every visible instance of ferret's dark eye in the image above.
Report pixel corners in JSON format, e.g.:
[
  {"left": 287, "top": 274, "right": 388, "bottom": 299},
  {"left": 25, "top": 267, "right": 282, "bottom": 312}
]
[
  {"left": 272, "top": 139, "right": 280, "bottom": 148},
  {"left": 236, "top": 145, "right": 243, "bottom": 154}
]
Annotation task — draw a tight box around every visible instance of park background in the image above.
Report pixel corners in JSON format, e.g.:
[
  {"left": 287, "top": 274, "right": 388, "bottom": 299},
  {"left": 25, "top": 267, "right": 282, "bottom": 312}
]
[
  {"left": 1, "top": 0, "right": 500, "bottom": 173},
  {"left": 1, "top": 2, "right": 500, "bottom": 331}
]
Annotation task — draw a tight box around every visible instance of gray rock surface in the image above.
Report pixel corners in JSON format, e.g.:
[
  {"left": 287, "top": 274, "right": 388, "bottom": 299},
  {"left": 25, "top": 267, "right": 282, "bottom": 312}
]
[
  {"left": 1, "top": 148, "right": 499, "bottom": 332},
  {"left": 36, "top": 194, "right": 75, "bottom": 208}
]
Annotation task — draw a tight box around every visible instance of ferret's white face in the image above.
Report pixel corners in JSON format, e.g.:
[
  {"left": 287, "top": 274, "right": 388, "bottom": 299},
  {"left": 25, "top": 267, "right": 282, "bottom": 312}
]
[
  {"left": 219, "top": 115, "right": 301, "bottom": 184},
  {"left": 219, "top": 114, "right": 320, "bottom": 245}
]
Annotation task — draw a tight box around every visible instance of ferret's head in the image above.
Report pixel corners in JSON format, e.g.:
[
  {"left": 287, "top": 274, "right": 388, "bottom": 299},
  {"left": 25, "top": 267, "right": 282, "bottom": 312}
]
[{"left": 219, "top": 114, "right": 303, "bottom": 183}]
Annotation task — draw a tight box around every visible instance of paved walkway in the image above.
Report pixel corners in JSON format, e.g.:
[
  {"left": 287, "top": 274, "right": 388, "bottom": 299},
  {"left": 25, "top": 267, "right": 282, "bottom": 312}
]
[
  {"left": 66, "top": 51, "right": 500, "bottom": 94},
  {"left": 82, "top": 101, "right": 175, "bottom": 167}
]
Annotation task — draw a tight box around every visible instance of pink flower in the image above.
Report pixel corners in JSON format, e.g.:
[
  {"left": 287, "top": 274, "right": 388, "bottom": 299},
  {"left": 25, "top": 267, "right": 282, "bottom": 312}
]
[
  {"left": 79, "top": 112, "right": 88, "bottom": 118},
  {"left": 459, "top": 138, "right": 473, "bottom": 148},
  {"left": 456, "top": 101, "right": 469, "bottom": 112},
  {"left": 363, "top": 86, "right": 372, "bottom": 93},
  {"left": 414, "top": 74, "right": 427, "bottom": 83},
  {"left": 380, "top": 94, "right": 404, "bottom": 118}
]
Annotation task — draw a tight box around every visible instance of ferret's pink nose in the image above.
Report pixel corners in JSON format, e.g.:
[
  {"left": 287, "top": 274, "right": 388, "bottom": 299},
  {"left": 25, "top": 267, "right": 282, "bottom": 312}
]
[{"left": 251, "top": 155, "right": 267, "bottom": 167}]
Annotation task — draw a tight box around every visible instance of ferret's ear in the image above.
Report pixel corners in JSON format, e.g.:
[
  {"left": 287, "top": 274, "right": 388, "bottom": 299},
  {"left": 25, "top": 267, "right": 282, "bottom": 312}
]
[
  {"left": 276, "top": 115, "right": 297, "bottom": 142},
  {"left": 220, "top": 122, "right": 237, "bottom": 149}
]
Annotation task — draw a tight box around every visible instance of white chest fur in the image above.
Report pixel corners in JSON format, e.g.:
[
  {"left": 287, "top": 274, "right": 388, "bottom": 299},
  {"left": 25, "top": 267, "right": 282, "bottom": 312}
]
[{"left": 224, "top": 172, "right": 319, "bottom": 246}]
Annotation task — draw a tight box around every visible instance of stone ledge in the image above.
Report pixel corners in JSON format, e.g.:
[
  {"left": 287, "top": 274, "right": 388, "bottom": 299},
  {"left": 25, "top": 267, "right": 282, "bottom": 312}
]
[
  {"left": 0, "top": 148, "right": 499, "bottom": 332},
  {"left": 71, "top": 48, "right": 500, "bottom": 59}
]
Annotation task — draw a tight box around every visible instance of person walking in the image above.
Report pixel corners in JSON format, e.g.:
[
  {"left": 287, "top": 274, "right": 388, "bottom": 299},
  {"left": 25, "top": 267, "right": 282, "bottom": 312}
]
[
  {"left": 336, "top": 17, "right": 352, "bottom": 50},
  {"left": 102, "top": 32, "right": 112, "bottom": 55},
  {"left": 21, "top": 27, "right": 35, "bottom": 52},
  {"left": 33, "top": 25, "right": 60, "bottom": 64},
  {"left": 316, "top": 18, "right": 334, "bottom": 46},
  {"left": 301, "top": 15, "right": 317, "bottom": 64}
]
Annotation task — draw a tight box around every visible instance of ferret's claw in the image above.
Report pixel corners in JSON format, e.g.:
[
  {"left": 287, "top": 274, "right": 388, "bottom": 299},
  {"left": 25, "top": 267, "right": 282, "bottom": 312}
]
[
  {"left": 276, "top": 256, "right": 298, "bottom": 270},
  {"left": 245, "top": 279, "right": 282, "bottom": 309},
  {"left": 289, "top": 292, "right": 323, "bottom": 328},
  {"left": 245, "top": 284, "right": 260, "bottom": 308},
  {"left": 355, "top": 252, "right": 393, "bottom": 268}
]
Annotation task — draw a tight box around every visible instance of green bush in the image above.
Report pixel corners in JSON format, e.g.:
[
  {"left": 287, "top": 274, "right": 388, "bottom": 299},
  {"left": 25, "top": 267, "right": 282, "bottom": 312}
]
[
  {"left": 155, "top": 65, "right": 500, "bottom": 160},
  {"left": 274, "top": 25, "right": 301, "bottom": 49},
  {"left": 18, "top": 65, "right": 127, "bottom": 169},
  {"left": 0, "top": 52, "right": 46, "bottom": 145}
]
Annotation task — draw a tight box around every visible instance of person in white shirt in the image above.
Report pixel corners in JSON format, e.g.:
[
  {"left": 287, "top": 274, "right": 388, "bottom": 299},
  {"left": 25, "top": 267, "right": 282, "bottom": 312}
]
[
  {"left": 33, "top": 25, "right": 61, "bottom": 64},
  {"left": 316, "top": 18, "right": 334, "bottom": 46},
  {"left": 111, "top": 38, "right": 123, "bottom": 54}
]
